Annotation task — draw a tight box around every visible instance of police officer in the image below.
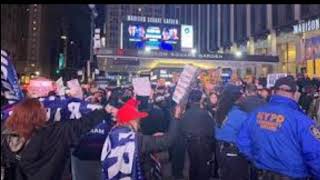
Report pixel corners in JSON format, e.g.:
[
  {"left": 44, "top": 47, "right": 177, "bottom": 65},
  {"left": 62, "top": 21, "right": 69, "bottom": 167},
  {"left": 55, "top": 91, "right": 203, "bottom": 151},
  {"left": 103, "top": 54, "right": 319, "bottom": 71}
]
[
  {"left": 237, "top": 77, "right": 320, "bottom": 179},
  {"left": 214, "top": 84, "right": 250, "bottom": 180}
]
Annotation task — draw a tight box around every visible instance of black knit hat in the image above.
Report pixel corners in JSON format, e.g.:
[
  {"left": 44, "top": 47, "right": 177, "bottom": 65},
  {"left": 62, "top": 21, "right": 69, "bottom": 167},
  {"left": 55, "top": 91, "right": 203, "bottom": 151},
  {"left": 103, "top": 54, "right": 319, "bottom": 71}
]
[{"left": 188, "top": 89, "right": 203, "bottom": 103}]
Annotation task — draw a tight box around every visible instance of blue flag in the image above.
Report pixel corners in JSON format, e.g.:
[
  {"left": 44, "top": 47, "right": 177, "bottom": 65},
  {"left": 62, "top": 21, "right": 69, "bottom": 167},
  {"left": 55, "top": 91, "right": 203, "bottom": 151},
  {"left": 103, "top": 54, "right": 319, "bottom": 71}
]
[
  {"left": 1, "top": 95, "right": 103, "bottom": 122},
  {"left": 39, "top": 95, "right": 103, "bottom": 121},
  {"left": 1, "top": 95, "right": 113, "bottom": 160},
  {"left": 101, "top": 126, "right": 143, "bottom": 180},
  {"left": 1, "top": 49, "right": 24, "bottom": 106}
]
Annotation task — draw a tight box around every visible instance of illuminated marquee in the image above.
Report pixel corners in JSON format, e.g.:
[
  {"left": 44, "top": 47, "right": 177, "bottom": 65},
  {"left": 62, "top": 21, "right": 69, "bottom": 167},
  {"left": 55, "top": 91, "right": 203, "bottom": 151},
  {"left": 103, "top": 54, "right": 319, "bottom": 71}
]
[
  {"left": 126, "top": 15, "right": 179, "bottom": 25},
  {"left": 293, "top": 18, "right": 320, "bottom": 34},
  {"left": 97, "top": 48, "right": 279, "bottom": 62}
]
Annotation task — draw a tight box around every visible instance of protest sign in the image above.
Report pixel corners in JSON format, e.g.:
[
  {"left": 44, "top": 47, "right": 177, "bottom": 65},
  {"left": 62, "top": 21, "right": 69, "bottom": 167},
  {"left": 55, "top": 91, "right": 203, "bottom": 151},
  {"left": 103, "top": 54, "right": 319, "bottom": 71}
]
[
  {"left": 56, "top": 77, "right": 66, "bottom": 96},
  {"left": 172, "top": 64, "right": 199, "bottom": 104},
  {"left": 267, "top": 73, "right": 287, "bottom": 88},
  {"left": 67, "top": 79, "right": 83, "bottom": 99},
  {"left": 28, "top": 77, "right": 54, "bottom": 98},
  {"left": 132, "top": 77, "right": 152, "bottom": 96}
]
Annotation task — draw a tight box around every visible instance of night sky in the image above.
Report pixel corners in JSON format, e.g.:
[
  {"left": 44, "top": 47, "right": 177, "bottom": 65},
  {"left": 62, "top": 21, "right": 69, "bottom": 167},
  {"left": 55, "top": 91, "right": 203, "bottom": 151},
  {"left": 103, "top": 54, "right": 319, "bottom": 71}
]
[{"left": 63, "top": 4, "right": 105, "bottom": 68}]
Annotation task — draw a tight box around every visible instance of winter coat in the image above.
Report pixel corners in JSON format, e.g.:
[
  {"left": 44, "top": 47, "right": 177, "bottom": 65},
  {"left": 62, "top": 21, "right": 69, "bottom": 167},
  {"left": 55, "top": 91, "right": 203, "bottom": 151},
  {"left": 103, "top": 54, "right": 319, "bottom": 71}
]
[
  {"left": 180, "top": 104, "right": 215, "bottom": 139},
  {"left": 299, "top": 93, "right": 314, "bottom": 113},
  {"left": 237, "top": 95, "right": 320, "bottom": 178},
  {"left": 1, "top": 110, "right": 107, "bottom": 180},
  {"left": 140, "top": 104, "right": 168, "bottom": 135},
  {"left": 139, "top": 118, "right": 178, "bottom": 173},
  {"left": 308, "top": 98, "right": 320, "bottom": 124}
]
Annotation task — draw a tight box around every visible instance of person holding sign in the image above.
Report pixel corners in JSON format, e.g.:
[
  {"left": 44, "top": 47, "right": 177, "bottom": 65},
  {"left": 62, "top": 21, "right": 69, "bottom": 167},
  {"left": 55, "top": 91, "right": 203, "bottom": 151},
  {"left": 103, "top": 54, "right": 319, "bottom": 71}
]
[{"left": 1, "top": 98, "right": 109, "bottom": 180}]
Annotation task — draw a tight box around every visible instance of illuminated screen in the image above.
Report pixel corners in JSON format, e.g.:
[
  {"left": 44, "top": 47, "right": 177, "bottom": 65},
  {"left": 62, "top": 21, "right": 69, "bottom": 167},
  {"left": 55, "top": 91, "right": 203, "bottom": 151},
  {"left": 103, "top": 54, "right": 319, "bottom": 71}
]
[
  {"left": 181, "top": 25, "right": 193, "bottom": 49},
  {"left": 123, "top": 22, "right": 181, "bottom": 51}
]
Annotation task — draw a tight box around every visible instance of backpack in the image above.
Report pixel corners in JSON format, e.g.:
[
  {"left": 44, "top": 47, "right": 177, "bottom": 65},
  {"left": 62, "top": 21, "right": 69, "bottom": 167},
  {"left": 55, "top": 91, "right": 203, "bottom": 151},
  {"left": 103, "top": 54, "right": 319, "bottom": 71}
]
[{"left": 1, "top": 128, "right": 29, "bottom": 180}]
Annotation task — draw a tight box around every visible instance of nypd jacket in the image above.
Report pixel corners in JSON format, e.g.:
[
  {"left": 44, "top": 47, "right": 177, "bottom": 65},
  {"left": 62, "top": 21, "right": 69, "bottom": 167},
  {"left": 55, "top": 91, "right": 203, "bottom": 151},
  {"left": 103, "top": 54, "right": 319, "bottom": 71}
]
[
  {"left": 215, "top": 105, "right": 248, "bottom": 143},
  {"left": 237, "top": 95, "right": 320, "bottom": 178}
]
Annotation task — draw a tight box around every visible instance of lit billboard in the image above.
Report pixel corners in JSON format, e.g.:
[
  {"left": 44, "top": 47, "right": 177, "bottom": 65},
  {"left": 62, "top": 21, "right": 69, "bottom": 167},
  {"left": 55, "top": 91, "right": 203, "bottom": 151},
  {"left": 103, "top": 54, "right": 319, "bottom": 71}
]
[
  {"left": 123, "top": 22, "right": 181, "bottom": 51},
  {"left": 122, "top": 15, "right": 193, "bottom": 52}
]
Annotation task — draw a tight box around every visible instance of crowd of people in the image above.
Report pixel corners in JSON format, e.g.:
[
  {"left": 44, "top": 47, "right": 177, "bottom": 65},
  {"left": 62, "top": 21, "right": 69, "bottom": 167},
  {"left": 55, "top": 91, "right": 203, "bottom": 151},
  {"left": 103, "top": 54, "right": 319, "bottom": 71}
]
[{"left": 1, "top": 68, "right": 320, "bottom": 180}]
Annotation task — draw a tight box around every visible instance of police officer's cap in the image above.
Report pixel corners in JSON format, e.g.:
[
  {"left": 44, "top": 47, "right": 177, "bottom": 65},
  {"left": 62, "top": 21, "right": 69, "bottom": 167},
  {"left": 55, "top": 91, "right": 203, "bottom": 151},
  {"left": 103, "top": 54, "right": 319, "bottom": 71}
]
[{"left": 274, "top": 77, "right": 297, "bottom": 92}]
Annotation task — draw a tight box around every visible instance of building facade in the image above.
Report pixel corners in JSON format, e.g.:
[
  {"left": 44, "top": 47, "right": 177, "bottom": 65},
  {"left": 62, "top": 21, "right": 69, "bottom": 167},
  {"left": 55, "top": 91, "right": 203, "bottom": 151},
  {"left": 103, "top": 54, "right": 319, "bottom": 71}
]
[
  {"left": 165, "top": 4, "right": 320, "bottom": 77},
  {"left": 104, "top": 4, "right": 165, "bottom": 49},
  {"left": 99, "top": 4, "right": 320, "bottom": 77},
  {"left": 1, "top": 4, "right": 79, "bottom": 79},
  {"left": 1, "top": 4, "right": 29, "bottom": 74}
]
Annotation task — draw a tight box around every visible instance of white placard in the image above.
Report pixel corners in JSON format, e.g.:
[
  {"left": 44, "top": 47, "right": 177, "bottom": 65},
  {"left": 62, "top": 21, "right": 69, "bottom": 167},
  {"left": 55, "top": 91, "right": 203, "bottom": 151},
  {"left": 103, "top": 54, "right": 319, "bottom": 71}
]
[
  {"left": 267, "top": 73, "right": 287, "bottom": 88},
  {"left": 172, "top": 64, "right": 198, "bottom": 104},
  {"left": 55, "top": 77, "right": 66, "bottom": 96},
  {"left": 132, "top": 77, "right": 152, "bottom": 97},
  {"left": 67, "top": 79, "right": 83, "bottom": 99}
]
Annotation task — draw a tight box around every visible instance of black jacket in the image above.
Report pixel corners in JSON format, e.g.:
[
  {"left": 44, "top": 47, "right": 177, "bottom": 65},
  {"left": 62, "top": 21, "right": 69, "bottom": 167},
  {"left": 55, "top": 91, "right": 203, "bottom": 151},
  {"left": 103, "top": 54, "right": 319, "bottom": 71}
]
[
  {"left": 180, "top": 104, "right": 214, "bottom": 138},
  {"left": 2, "top": 110, "right": 107, "bottom": 180},
  {"left": 299, "top": 94, "right": 314, "bottom": 113},
  {"left": 140, "top": 104, "right": 167, "bottom": 136},
  {"left": 138, "top": 116, "right": 179, "bottom": 179},
  {"left": 138, "top": 116, "right": 179, "bottom": 155}
]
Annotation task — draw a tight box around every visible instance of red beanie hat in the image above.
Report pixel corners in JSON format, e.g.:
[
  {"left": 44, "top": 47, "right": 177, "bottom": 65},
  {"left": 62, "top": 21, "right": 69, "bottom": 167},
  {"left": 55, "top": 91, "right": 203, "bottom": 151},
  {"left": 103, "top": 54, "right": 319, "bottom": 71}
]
[{"left": 116, "top": 98, "right": 148, "bottom": 124}]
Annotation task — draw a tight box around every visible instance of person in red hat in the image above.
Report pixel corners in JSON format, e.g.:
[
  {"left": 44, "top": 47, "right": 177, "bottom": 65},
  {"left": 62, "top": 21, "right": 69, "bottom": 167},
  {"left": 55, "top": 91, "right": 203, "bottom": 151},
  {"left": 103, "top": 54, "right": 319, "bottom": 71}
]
[
  {"left": 116, "top": 98, "right": 149, "bottom": 129},
  {"left": 101, "top": 98, "right": 181, "bottom": 180}
]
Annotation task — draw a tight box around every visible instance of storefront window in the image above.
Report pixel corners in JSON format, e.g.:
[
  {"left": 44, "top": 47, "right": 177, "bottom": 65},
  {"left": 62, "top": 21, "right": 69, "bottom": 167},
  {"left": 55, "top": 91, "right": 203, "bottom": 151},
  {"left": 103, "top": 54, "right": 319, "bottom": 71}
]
[
  {"left": 277, "top": 42, "right": 296, "bottom": 74},
  {"left": 255, "top": 48, "right": 268, "bottom": 55}
]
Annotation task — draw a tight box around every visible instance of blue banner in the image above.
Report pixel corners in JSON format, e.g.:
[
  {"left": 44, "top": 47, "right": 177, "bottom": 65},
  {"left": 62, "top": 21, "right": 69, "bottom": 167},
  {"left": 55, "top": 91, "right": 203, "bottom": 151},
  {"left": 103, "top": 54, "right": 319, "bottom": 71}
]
[
  {"left": 1, "top": 95, "right": 113, "bottom": 160},
  {"left": 1, "top": 49, "right": 24, "bottom": 106},
  {"left": 1, "top": 95, "right": 103, "bottom": 122}
]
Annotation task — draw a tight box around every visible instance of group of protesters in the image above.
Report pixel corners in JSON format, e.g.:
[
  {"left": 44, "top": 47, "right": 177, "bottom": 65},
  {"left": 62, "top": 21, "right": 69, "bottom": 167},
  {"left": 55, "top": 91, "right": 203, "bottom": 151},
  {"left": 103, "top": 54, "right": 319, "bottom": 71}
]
[{"left": 1, "top": 51, "right": 320, "bottom": 180}]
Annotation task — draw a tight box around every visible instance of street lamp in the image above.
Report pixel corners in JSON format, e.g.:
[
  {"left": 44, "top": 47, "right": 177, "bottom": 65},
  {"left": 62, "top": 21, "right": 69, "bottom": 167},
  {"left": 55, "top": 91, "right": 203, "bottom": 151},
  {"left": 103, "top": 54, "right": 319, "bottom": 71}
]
[{"left": 235, "top": 51, "right": 242, "bottom": 58}]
